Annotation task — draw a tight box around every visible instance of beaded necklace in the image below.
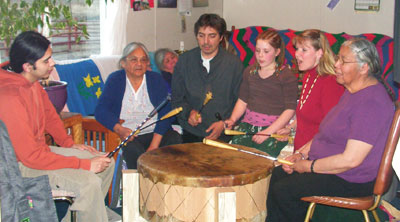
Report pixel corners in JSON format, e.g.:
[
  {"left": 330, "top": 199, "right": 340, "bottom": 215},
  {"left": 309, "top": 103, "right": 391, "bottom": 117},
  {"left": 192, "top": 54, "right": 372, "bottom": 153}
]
[{"left": 299, "top": 73, "right": 319, "bottom": 110}]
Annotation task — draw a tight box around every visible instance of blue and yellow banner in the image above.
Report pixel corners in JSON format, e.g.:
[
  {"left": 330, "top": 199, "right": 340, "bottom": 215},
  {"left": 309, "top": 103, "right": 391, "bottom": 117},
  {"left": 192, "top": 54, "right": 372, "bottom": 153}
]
[{"left": 56, "top": 59, "right": 104, "bottom": 116}]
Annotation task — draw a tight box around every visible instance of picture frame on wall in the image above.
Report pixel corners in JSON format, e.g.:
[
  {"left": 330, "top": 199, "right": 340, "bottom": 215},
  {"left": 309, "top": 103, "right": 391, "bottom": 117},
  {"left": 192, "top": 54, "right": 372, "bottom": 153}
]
[
  {"left": 158, "top": 0, "right": 177, "bottom": 8},
  {"left": 354, "top": 0, "right": 380, "bottom": 12},
  {"left": 193, "top": 0, "right": 208, "bottom": 7},
  {"left": 132, "top": 0, "right": 153, "bottom": 11}
]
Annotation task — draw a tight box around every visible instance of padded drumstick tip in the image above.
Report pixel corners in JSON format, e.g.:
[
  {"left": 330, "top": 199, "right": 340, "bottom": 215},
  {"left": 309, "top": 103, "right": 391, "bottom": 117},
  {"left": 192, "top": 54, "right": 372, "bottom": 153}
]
[
  {"left": 224, "top": 129, "right": 246, "bottom": 135},
  {"left": 277, "top": 159, "right": 294, "bottom": 165},
  {"left": 160, "top": 107, "right": 183, "bottom": 120},
  {"left": 203, "top": 139, "right": 238, "bottom": 151}
]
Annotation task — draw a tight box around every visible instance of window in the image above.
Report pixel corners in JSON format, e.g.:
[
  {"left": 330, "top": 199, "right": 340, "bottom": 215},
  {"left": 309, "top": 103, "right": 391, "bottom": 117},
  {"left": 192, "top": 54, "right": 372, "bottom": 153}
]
[
  {"left": 52, "top": 0, "right": 100, "bottom": 60},
  {"left": 0, "top": 0, "right": 100, "bottom": 63}
]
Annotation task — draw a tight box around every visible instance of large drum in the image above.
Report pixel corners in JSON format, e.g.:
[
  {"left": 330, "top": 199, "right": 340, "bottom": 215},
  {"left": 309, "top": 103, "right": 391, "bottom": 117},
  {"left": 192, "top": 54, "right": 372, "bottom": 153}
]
[{"left": 137, "top": 142, "right": 274, "bottom": 222}]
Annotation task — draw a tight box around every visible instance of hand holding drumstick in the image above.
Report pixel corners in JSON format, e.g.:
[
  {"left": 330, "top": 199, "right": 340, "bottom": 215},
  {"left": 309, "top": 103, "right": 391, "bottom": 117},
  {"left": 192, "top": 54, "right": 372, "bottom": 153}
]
[
  {"left": 196, "top": 91, "right": 213, "bottom": 118},
  {"left": 188, "top": 91, "right": 213, "bottom": 126},
  {"left": 188, "top": 110, "right": 202, "bottom": 126}
]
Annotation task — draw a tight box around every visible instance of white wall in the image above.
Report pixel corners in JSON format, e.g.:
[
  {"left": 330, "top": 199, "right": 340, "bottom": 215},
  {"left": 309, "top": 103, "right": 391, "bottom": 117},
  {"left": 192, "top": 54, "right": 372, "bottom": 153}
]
[
  {"left": 126, "top": 0, "right": 223, "bottom": 51},
  {"left": 124, "top": 0, "right": 394, "bottom": 52},
  {"left": 223, "top": 0, "right": 394, "bottom": 37}
]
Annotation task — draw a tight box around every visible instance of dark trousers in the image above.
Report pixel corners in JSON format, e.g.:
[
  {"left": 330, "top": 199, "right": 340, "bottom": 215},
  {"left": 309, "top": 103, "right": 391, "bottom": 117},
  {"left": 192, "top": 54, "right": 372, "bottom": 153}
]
[
  {"left": 122, "top": 129, "right": 182, "bottom": 169},
  {"left": 182, "top": 130, "right": 232, "bottom": 143},
  {"left": 266, "top": 166, "right": 375, "bottom": 222}
]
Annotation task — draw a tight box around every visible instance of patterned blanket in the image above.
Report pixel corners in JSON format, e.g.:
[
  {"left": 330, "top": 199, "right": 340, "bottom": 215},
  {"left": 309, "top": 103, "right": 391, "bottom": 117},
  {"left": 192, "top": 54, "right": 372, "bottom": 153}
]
[
  {"left": 56, "top": 59, "right": 105, "bottom": 116},
  {"left": 229, "top": 26, "right": 398, "bottom": 100}
]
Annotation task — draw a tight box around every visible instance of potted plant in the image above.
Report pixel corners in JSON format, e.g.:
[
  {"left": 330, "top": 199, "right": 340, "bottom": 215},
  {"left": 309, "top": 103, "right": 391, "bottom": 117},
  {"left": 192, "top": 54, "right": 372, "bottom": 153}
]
[
  {"left": 41, "top": 80, "right": 68, "bottom": 113},
  {"left": 0, "top": 0, "right": 93, "bottom": 48}
]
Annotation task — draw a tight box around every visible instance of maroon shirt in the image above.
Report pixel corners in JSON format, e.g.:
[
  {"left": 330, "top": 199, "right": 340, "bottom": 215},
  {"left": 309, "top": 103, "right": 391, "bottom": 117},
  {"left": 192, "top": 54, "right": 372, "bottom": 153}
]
[{"left": 294, "top": 67, "right": 344, "bottom": 151}]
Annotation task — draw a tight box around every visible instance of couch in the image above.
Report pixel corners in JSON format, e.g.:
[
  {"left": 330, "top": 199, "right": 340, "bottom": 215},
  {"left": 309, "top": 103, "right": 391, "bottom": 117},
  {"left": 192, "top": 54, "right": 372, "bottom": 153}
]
[{"left": 228, "top": 26, "right": 399, "bottom": 101}]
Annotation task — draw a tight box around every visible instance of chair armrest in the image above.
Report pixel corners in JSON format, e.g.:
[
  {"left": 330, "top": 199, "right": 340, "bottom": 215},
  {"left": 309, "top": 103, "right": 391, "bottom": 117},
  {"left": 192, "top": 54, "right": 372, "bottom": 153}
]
[
  {"left": 60, "top": 112, "right": 84, "bottom": 144},
  {"left": 81, "top": 116, "right": 109, "bottom": 132},
  {"left": 81, "top": 117, "right": 123, "bottom": 158},
  {"left": 59, "top": 112, "right": 123, "bottom": 159}
]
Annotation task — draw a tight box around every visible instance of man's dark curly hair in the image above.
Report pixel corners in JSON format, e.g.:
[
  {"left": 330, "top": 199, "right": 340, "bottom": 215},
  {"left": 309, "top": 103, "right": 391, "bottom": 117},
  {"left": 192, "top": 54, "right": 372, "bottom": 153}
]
[{"left": 194, "top": 13, "right": 226, "bottom": 37}]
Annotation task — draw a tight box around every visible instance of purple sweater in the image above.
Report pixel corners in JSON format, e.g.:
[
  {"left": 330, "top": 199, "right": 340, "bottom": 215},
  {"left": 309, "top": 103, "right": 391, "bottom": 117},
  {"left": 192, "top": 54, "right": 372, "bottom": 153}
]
[{"left": 308, "top": 84, "right": 394, "bottom": 183}]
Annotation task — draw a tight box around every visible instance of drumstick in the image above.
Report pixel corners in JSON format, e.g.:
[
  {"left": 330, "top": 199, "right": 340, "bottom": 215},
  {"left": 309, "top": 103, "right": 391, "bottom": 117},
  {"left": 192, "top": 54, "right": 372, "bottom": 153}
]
[
  {"left": 225, "top": 129, "right": 280, "bottom": 137},
  {"left": 203, "top": 139, "right": 294, "bottom": 165},
  {"left": 135, "top": 107, "right": 183, "bottom": 132},
  {"left": 107, "top": 95, "right": 171, "bottom": 158},
  {"left": 195, "top": 91, "right": 213, "bottom": 121},
  {"left": 224, "top": 129, "right": 294, "bottom": 143}
]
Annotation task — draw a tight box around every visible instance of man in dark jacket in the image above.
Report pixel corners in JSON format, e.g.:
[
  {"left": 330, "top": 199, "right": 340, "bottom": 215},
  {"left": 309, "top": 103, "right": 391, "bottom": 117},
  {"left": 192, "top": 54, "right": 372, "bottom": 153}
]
[{"left": 171, "top": 13, "right": 244, "bottom": 143}]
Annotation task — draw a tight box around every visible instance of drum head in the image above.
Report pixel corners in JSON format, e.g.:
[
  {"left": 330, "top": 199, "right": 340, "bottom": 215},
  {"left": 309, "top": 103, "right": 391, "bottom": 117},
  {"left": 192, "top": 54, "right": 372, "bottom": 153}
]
[{"left": 138, "top": 142, "right": 274, "bottom": 187}]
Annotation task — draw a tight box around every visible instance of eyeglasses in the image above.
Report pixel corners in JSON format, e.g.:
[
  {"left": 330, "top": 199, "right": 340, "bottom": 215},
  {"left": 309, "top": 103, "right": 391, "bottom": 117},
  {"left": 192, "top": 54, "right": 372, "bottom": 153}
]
[
  {"left": 126, "top": 57, "right": 149, "bottom": 64},
  {"left": 334, "top": 55, "right": 359, "bottom": 66}
]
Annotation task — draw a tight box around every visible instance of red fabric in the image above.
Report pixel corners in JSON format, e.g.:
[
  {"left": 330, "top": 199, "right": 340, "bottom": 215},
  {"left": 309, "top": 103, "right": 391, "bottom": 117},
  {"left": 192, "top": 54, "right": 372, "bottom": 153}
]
[
  {"left": 0, "top": 69, "right": 90, "bottom": 170},
  {"left": 294, "top": 68, "right": 345, "bottom": 151}
]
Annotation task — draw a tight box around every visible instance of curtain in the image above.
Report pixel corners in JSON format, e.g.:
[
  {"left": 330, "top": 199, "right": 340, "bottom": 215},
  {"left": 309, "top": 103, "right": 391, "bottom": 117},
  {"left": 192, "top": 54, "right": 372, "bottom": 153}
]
[
  {"left": 100, "top": 0, "right": 130, "bottom": 55},
  {"left": 394, "top": 0, "right": 400, "bottom": 83}
]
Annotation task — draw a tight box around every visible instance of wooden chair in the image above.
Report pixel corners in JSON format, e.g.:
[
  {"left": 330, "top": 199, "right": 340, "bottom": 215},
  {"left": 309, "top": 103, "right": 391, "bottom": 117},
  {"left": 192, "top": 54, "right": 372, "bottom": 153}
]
[
  {"left": 82, "top": 117, "right": 122, "bottom": 155},
  {"left": 60, "top": 112, "right": 84, "bottom": 144},
  {"left": 60, "top": 112, "right": 121, "bottom": 160},
  {"left": 301, "top": 102, "right": 400, "bottom": 222},
  {"left": 60, "top": 112, "right": 122, "bottom": 205}
]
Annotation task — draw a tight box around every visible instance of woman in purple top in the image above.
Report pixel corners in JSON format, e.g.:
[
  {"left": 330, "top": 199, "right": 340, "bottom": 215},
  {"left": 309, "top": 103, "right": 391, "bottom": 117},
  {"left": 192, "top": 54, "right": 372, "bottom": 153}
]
[{"left": 266, "top": 38, "right": 395, "bottom": 222}]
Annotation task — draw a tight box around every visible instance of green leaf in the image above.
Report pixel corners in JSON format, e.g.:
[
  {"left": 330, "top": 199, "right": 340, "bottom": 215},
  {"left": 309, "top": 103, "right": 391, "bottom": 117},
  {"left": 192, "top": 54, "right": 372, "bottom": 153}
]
[
  {"left": 20, "top": 1, "right": 27, "bottom": 8},
  {"left": 11, "top": 2, "right": 17, "bottom": 11},
  {"left": 0, "top": 0, "right": 92, "bottom": 48},
  {"left": 53, "top": 6, "right": 59, "bottom": 17},
  {"left": 38, "top": 17, "right": 44, "bottom": 27},
  {"left": 86, "top": 0, "right": 93, "bottom": 7},
  {"left": 45, "top": 15, "right": 50, "bottom": 26}
]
